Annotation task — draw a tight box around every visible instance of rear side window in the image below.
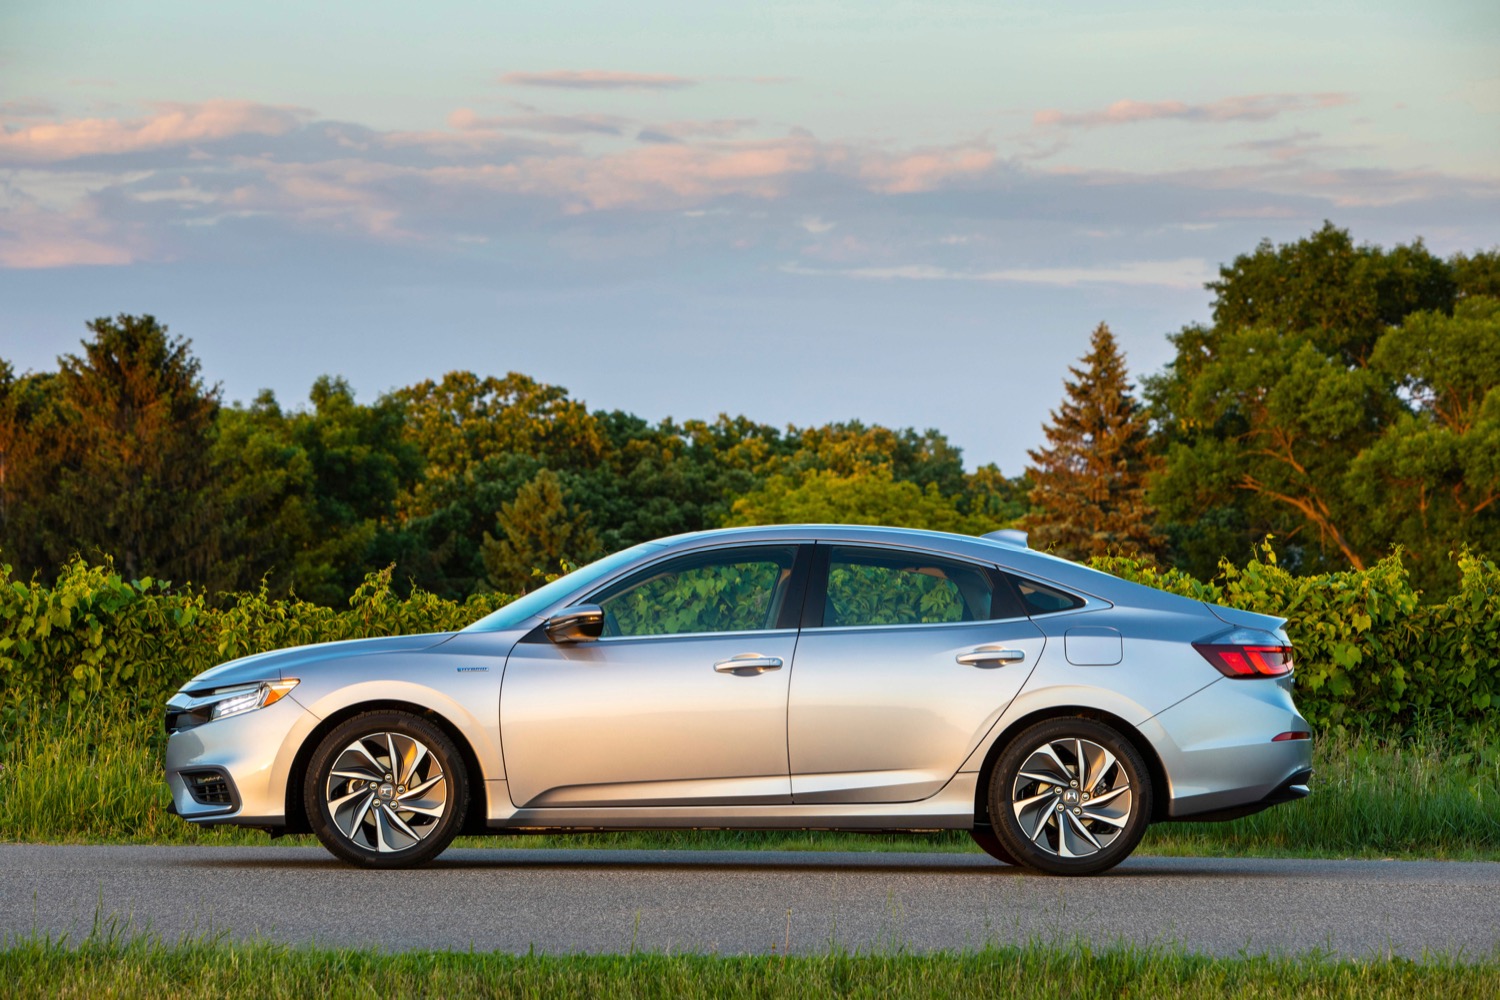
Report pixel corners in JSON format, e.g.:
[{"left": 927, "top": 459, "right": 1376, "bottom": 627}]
[
  {"left": 1005, "top": 573, "right": 1086, "bottom": 616},
  {"left": 820, "top": 546, "right": 1025, "bottom": 627}
]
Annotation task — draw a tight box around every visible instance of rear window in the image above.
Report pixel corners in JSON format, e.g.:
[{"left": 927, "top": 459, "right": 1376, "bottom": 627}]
[{"left": 1004, "top": 574, "right": 1086, "bottom": 616}]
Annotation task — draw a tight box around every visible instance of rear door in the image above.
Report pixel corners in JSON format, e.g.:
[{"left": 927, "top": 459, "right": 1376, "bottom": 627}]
[{"left": 787, "top": 544, "right": 1045, "bottom": 803}]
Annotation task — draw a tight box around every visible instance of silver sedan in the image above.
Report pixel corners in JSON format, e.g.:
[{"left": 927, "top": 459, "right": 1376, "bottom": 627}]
[{"left": 163, "top": 525, "right": 1312, "bottom": 875}]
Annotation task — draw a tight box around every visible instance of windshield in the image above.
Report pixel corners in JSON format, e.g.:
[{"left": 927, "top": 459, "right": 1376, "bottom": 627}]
[{"left": 461, "top": 542, "right": 666, "bottom": 633}]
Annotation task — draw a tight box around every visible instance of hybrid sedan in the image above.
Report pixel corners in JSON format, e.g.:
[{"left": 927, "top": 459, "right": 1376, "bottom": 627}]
[{"left": 164, "top": 525, "right": 1312, "bottom": 875}]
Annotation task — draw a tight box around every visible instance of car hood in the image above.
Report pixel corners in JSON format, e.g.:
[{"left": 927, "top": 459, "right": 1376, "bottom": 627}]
[{"left": 183, "top": 633, "right": 457, "bottom": 691}]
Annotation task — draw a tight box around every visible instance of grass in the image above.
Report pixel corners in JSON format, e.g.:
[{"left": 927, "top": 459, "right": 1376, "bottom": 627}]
[
  {"left": 2, "top": 923, "right": 1497, "bottom": 999},
  {"left": 2, "top": 705, "right": 1497, "bottom": 859}
]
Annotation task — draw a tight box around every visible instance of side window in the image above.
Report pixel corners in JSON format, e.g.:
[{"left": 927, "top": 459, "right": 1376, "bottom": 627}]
[
  {"left": 1005, "top": 573, "right": 1086, "bottom": 615},
  {"left": 593, "top": 546, "right": 800, "bottom": 638},
  {"left": 821, "top": 546, "right": 1021, "bottom": 627}
]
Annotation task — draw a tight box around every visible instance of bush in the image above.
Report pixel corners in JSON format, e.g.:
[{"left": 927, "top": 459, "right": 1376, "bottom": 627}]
[
  {"left": 1092, "top": 545, "right": 1499, "bottom": 729},
  {"left": 3, "top": 547, "right": 1497, "bottom": 730},
  {"left": 0, "top": 557, "right": 507, "bottom": 712}
]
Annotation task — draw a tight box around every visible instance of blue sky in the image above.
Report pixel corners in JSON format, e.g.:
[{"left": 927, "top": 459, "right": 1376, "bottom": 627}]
[{"left": 2, "top": 1, "right": 1496, "bottom": 471}]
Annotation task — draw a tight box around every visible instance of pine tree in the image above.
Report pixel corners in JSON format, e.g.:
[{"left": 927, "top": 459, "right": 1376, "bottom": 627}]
[
  {"left": 480, "top": 468, "right": 599, "bottom": 594},
  {"left": 1024, "top": 323, "right": 1163, "bottom": 561}
]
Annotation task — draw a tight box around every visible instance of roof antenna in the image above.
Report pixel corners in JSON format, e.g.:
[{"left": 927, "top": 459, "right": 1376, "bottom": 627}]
[{"left": 982, "top": 528, "right": 1029, "bottom": 548}]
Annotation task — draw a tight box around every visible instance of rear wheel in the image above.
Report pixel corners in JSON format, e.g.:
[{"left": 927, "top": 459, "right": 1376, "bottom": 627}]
[
  {"left": 987, "top": 717, "right": 1151, "bottom": 876},
  {"left": 305, "top": 711, "right": 468, "bottom": 868}
]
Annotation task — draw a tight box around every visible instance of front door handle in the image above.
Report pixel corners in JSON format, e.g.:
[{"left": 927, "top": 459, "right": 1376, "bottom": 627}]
[
  {"left": 714, "top": 653, "right": 784, "bottom": 675},
  {"left": 957, "top": 645, "right": 1027, "bottom": 667}
]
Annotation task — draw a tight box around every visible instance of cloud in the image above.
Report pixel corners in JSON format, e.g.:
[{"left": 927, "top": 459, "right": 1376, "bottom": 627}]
[
  {"left": 782, "top": 258, "right": 1215, "bottom": 289},
  {"left": 0, "top": 100, "right": 310, "bottom": 163},
  {"left": 499, "top": 70, "right": 697, "bottom": 90},
  {"left": 0, "top": 200, "right": 139, "bottom": 268},
  {"left": 1034, "top": 93, "right": 1352, "bottom": 129},
  {"left": 0, "top": 98, "right": 58, "bottom": 119},
  {"left": 447, "top": 107, "right": 626, "bottom": 136}
]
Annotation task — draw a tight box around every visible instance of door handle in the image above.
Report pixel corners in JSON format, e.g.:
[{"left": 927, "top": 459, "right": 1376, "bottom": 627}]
[
  {"left": 956, "top": 646, "right": 1027, "bottom": 667},
  {"left": 714, "top": 653, "right": 784, "bottom": 674}
]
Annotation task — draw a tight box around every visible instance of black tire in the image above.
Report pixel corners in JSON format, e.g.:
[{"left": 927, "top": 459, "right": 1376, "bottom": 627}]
[
  {"left": 305, "top": 710, "right": 468, "bottom": 868},
  {"left": 987, "top": 717, "right": 1151, "bottom": 876},
  {"left": 969, "top": 825, "right": 1019, "bottom": 865}
]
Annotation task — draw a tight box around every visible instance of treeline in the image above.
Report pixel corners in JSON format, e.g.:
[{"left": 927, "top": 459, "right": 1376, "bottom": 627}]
[{"left": 1, "top": 222, "right": 1497, "bottom": 603}]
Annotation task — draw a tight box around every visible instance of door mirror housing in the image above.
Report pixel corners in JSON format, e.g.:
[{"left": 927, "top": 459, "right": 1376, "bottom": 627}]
[{"left": 545, "top": 604, "right": 605, "bottom": 643}]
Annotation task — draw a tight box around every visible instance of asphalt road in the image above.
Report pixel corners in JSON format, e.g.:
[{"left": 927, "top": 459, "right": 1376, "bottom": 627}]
[{"left": 2, "top": 845, "right": 1497, "bottom": 959}]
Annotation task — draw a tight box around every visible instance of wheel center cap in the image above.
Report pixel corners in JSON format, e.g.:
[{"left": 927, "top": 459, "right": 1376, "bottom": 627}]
[
  {"left": 378, "top": 783, "right": 395, "bottom": 799},
  {"left": 1063, "top": 789, "right": 1080, "bottom": 805}
]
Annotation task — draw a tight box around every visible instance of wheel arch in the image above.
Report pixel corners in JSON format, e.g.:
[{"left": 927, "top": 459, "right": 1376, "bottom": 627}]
[
  {"left": 283, "top": 700, "right": 490, "bottom": 836},
  {"left": 970, "top": 706, "right": 1171, "bottom": 826}
]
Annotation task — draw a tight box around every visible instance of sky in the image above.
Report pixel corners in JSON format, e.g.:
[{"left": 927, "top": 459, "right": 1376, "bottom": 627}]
[{"left": 2, "top": 0, "right": 1497, "bottom": 473}]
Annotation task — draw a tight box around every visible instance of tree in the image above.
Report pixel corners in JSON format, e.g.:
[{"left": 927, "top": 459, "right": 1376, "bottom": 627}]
[
  {"left": 725, "top": 465, "right": 999, "bottom": 534},
  {"left": 0, "top": 315, "right": 226, "bottom": 586},
  {"left": 1348, "top": 297, "right": 1500, "bottom": 590},
  {"left": 1024, "top": 323, "right": 1162, "bottom": 561},
  {"left": 480, "top": 468, "right": 599, "bottom": 595}
]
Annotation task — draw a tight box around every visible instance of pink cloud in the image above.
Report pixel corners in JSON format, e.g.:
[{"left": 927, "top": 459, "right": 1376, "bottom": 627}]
[
  {"left": 499, "top": 70, "right": 696, "bottom": 90},
  {"left": 0, "top": 202, "right": 139, "bottom": 268},
  {"left": 858, "top": 144, "right": 995, "bottom": 194},
  {"left": 1033, "top": 93, "right": 1352, "bottom": 129},
  {"left": 447, "top": 107, "right": 626, "bottom": 135},
  {"left": 0, "top": 100, "right": 310, "bottom": 162}
]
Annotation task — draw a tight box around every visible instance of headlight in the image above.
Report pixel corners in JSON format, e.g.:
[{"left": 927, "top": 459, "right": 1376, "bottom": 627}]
[
  {"left": 206, "top": 679, "right": 298, "bottom": 720},
  {"left": 166, "top": 679, "right": 301, "bottom": 732}
]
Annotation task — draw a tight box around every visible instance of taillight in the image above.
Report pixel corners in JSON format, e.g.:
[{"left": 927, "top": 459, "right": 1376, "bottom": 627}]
[{"left": 1193, "top": 629, "right": 1293, "bottom": 679}]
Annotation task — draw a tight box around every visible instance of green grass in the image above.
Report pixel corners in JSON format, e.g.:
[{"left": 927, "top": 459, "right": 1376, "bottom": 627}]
[
  {"left": 2, "top": 924, "right": 1497, "bottom": 999},
  {"left": 2, "top": 706, "right": 1497, "bottom": 859}
]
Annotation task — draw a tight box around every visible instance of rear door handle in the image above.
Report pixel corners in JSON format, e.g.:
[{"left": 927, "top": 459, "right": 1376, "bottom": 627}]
[
  {"left": 714, "top": 653, "right": 784, "bottom": 674},
  {"left": 957, "top": 646, "right": 1027, "bottom": 667}
]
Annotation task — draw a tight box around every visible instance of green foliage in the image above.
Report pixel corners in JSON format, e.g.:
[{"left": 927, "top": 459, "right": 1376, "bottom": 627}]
[
  {"left": 825, "top": 562, "right": 967, "bottom": 626},
  {"left": 726, "top": 466, "right": 1002, "bottom": 534},
  {"left": 481, "top": 468, "right": 599, "bottom": 595},
  {"left": 0, "top": 557, "right": 506, "bottom": 713},
  {"left": 603, "top": 553, "right": 789, "bottom": 636},
  {"left": 1093, "top": 543, "right": 1500, "bottom": 729}
]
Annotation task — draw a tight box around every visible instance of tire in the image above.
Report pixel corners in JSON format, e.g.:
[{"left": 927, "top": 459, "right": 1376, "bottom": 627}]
[
  {"left": 987, "top": 717, "right": 1151, "bottom": 876},
  {"left": 304, "top": 710, "right": 468, "bottom": 868},
  {"left": 969, "top": 825, "right": 1019, "bottom": 865}
]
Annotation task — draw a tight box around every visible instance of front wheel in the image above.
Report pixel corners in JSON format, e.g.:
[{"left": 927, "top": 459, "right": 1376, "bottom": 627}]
[
  {"left": 304, "top": 710, "right": 468, "bottom": 868},
  {"left": 987, "top": 717, "right": 1151, "bottom": 876}
]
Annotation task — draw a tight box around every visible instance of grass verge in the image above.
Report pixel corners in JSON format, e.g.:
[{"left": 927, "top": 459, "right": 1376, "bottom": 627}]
[
  {"left": 2, "top": 706, "right": 1497, "bottom": 859},
  {"left": 2, "top": 926, "right": 1497, "bottom": 1000}
]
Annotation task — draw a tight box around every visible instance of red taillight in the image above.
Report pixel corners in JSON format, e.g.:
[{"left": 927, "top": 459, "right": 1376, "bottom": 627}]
[
  {"left": 1272, "top": 731, "right": 1311, "bottom": 741},
  {"left": 1193, "top": 641, "right": 1293, "bottom": 679}
]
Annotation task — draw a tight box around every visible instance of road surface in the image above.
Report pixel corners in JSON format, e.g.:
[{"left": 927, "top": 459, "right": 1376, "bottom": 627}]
[{"left": 2, "top": 845, "right": 1496, "bottom": 958}]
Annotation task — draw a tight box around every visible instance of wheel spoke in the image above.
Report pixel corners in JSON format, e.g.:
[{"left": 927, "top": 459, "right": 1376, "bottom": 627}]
[
  {"left": 384, "top": 808, "right": 422, "bottom": 842},
  {"left": 342, "top": 740, "right": 385, "bottom": 775},
  {"left": 1086, "top": 785, "right": 1129, "bottom": 808},
  {"left": 386, "top": 733, "right": 400, "bottom": 779},
  {"left": 398, "top": 801, "right": 446, "bottom": 817},
  {"left": 1082, "top": 807, "right": 1129, "bottom": 829},
  {"left": 1016, "top": 770, "right": 1063, "bottom": 787},
  {"left": 401, "top": 773, "right": 444, "bottom": 800},
  {"left": 1065, "top": 811, "right": 1103, "bottom": 851},
  {"left": 1084, "top": 747, "right": 1117, "bottom": 794},
  {"left": 331, "top": 767, "right": 382, "bottom": 782},
  {"left": 342, "top": 792, "right": 375, "bottom": 840},
  {"left": 402, "top": 742, "right": 429, "bottom": 786}
]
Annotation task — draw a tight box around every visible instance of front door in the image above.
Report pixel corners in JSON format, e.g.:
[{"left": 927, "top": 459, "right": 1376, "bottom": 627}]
[
  {"left": 501, "top": 544, "right": 808, "bottom": 808},
  {"left": 788, "top": 544, "right": 1046, "bottom": 803}
]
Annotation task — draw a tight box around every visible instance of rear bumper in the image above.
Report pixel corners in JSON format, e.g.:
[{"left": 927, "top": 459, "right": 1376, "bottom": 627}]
[
  {"left": 1165, "top": 766, "right": 1312, "bottom": 823},
  {"left": 1144, "top": 674, "right": 1314, "bottom": 819}
]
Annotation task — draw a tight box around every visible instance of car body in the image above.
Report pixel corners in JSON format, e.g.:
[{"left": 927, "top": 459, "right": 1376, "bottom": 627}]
[{"left": 164, "top": 524, "right": 1312, "bottom": 874}]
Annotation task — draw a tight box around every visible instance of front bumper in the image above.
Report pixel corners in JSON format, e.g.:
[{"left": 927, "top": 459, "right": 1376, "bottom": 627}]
[{"left": 164, "top": 694, "right": 315, "bottom": 826}]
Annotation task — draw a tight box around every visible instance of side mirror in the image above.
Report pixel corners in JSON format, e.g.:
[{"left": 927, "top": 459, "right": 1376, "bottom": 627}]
[{"left": 544, "top": 604, "right": 605, "bottom": 643}]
